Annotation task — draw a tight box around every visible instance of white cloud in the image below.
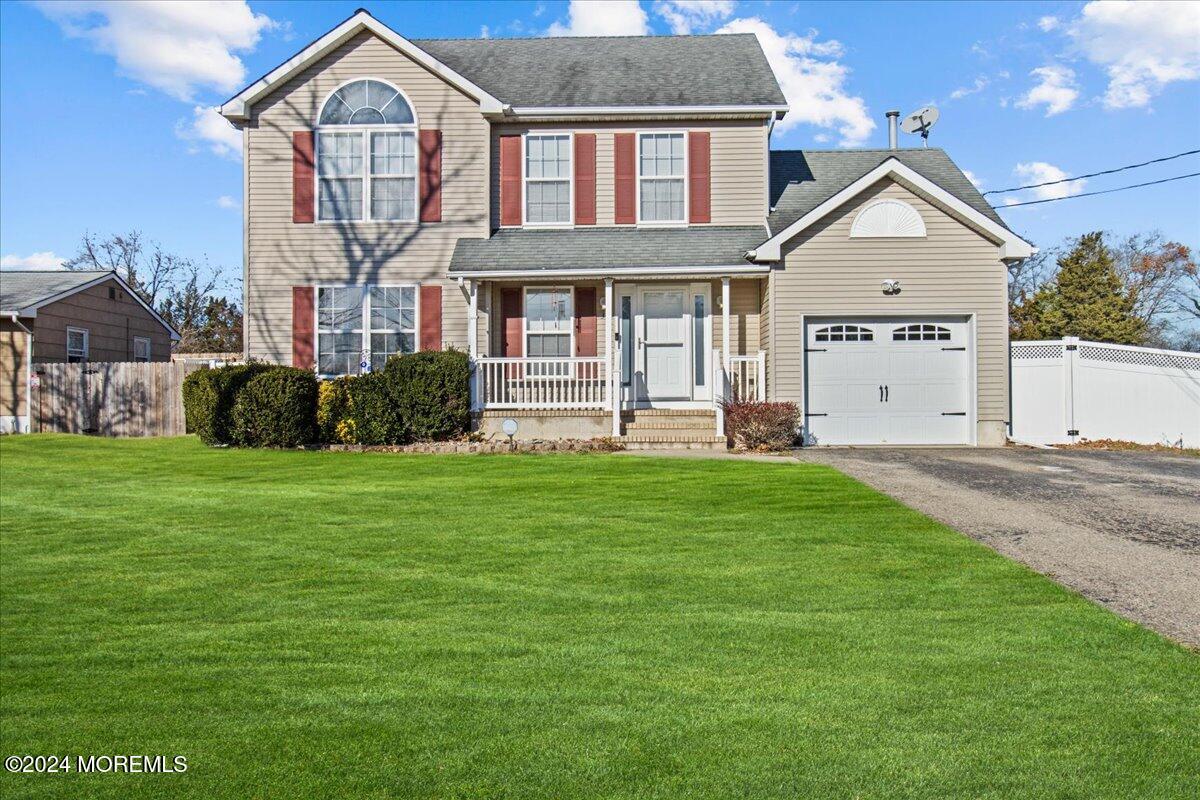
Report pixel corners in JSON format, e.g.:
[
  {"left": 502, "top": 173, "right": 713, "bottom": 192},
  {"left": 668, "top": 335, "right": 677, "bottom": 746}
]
[
  {"left": 654, "top": 0, "right": 735, "bottom": 35},
  {"left": 1013, "top": 161, "right": 1086, "bottom": 201},
  {"left": 962, "top": 170, "right": 983, "bottom": 188},
  {"left": 36, "top": 1, "right": 274, "bottom": 101},
  {"left": 949, "top": 76, "right": 989, "bottom": 101},
  {"left": 1016, "top": 64, "right": 1080, "bottom": 116},
  {"left": 547, "top": 0, "right": 649, "bottom": 36},
  {"left": 1067, "top": 0, "right": 1200, "bottom": 109},
  {"left": 1037, "top": 15, "right": 1060, "bottom": 32},
  {"left": 1, "top": 252, "right": 67, "bottom": 271},
  {"left": 215, "top": 195, "right": 239, "bottom": 210},
  {"left": 716, "top": 17, "right": 874, "bottom": 146},
  {"left": 480, "top": 25, "right": 490, "bottom": 39},
  {"left": 177, "top": 105, "right": 242, "bottom": 161}
]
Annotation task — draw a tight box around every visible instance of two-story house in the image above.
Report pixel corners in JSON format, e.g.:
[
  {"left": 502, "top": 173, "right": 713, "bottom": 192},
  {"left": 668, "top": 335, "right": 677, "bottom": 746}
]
[{"left": 220, "top": 9, "right": 1032, "bottom": 447}]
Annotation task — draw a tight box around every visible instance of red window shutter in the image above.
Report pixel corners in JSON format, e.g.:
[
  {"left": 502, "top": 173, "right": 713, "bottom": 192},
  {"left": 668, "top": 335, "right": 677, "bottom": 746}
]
[
  {"left": 688, "top": 131, "right": 711, "bottom": 224},
  {"left": 293, "top": 132, "right": 315, "bottom": 223},
  {"left": 292, "top": 286, "right": 314, "bottom": 367},
  {"left": 419, "top": 284, "right": 443, "bottom": 351},
  {"left": 574, "top": 287, "right": 597, "bottom": 357},
  {"left": 614, "top": 132, "right": 636, "bottom": 224},
  {"left": 419, "top": 129, "right": 442, "bottom": 222},
  {"left": 499, "top": 135, "right": 522, "bottom": 226},
  {"left": 500, "top": 288, "right": 522, "bottom": 356},
  {"left": 574, "top": 133, "right": 597, "bottom": 225}
]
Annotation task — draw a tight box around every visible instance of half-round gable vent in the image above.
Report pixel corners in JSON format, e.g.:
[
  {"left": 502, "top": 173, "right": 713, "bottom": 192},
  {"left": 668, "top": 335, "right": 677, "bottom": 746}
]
[{"left": 849, "top": 199, "right": 926, "bottom": 238}]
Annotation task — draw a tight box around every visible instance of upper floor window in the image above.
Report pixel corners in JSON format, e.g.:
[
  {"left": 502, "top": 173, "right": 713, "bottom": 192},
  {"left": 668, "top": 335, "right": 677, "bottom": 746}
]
[
  {"left": 525, "top": 134, "right": 571, "bottom": 225},
  {"left": 67, "top": 327, "right": 89, "bottom": 362},
  {"left": 638, "top": 132, "right": 685, "bottom": 223},
  {"left": 316, "top": 79, "right": 417, "bottom": 223}
]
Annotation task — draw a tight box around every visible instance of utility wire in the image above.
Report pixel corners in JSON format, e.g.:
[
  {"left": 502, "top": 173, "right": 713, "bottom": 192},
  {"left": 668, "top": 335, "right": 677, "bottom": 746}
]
[
  {"left": 981, "top": 149, "right": 1200, "bottom": 195},
  {"left": 992, "top": 172, "right": 1200, "bottom": 209}
]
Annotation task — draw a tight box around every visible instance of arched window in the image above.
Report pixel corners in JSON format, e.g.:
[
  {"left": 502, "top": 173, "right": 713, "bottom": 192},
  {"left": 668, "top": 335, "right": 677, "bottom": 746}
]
[
  {"left": 316, "top": 79, "right": 417, "bottom": 222},
  {"left": 849, "top": 199, "right": 926, "bottom": 238},
  {"left": 893, "top": 323, "right": 951, "bottom": 341},
  {"left": 814, "top": 324, "right": 873, "bottom": 343}
]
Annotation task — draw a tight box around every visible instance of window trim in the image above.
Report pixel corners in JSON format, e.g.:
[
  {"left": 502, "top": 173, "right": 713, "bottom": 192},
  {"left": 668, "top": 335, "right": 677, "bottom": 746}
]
[
  {"left": 635, "top": 130, "right": 689, "bottom": 227},
  {"left": 313, "top": 283, "right": 420, "bottom": 378},
  {"left": 66, "top": 326, "right": 89, "bottom": 362},
  {"left": 313, "top": 78, "right": 420, "bottom": 225},
  {"left": 521, "top": 285, "right": 575, "bottom": 360},
  {"left": 132, "top": 336, "right": 152, "bottom": 362},
  {"left": 521, "top": 131, "right": 574, "bottom": 229}
]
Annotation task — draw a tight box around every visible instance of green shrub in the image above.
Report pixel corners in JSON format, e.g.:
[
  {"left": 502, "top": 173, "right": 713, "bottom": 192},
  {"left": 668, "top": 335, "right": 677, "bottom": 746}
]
[
  {"left": 346, "top": 372, "right": 405, "bottom": 445},
  {"left": 182, "top": 363, "right": 274, "bottom": 445},
  {"left": 317, "top": 377, "right": 355, "bottom": 444},
  {"left": 385, "top": 349, "right": 471, "bottom": 441},
  {"left": 229, "top": 367, "right": 318, "bottom": 447}
]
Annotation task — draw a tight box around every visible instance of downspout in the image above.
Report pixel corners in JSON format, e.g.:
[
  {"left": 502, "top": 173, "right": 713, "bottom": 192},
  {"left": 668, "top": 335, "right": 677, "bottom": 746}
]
[{"left": 11, "top": 314, "right": 33, "bottom": 434}]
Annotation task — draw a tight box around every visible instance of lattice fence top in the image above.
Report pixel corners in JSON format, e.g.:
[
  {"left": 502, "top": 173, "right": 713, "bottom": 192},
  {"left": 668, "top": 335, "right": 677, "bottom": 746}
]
[
  {"left": 1079, "top": 345, "right": 1200, "bottom": 371},
  {"left": 1011, "top": 343, "right": 1063, "bottom": 360}
]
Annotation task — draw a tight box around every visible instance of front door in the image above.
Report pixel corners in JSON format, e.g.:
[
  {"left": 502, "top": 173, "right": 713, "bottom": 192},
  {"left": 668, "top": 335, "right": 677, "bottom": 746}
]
[{"left": 640, "top": 288, "right": 689, "bottom": 399}]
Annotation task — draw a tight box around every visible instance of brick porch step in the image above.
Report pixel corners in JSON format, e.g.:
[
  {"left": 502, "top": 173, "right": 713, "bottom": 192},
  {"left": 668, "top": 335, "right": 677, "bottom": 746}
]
[{"left": 621, "top": 434, "right": 728, "bottom": 451}]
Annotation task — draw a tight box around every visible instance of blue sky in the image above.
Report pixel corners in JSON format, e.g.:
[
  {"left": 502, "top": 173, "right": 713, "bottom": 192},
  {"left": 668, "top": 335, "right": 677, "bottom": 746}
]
[{"left": 2, "top": 0, "right": 1198, "bottom": 288}]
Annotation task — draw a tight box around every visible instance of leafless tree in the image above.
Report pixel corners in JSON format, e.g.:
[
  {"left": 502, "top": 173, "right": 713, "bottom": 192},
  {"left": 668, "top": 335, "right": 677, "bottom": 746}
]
[{"left": 64, "top": 230, "right": 184, "bottom": 308}]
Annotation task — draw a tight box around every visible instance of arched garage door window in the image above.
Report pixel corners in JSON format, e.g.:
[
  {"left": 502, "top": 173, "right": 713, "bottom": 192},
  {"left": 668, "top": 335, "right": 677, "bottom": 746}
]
[
  {"left": 814, "top": 324, "right": 873, "bottom": 343},
  {"left": 893, "top": 323, "right": 951, "bottom": 341}
]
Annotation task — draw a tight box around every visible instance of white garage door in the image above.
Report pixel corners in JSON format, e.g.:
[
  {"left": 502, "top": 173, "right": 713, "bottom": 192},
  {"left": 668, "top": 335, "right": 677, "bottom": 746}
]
[{"left": 803, "top": 317, "right": 972, "bottom": 445}]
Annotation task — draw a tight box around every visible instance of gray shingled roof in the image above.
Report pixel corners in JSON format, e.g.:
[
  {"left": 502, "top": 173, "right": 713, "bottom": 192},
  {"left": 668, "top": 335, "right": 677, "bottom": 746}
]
[
  {"left": 415, "top": 34, "right": 786, "bottom": 108},
  {"left": 768, "top": 148, "right": 1008, "bottom": 236},
  {"left": 449, "top": 227, "right": 765, "bottom": 273},
  {"left": 0, "top": 270, "right": 112, "bottom": 315}
]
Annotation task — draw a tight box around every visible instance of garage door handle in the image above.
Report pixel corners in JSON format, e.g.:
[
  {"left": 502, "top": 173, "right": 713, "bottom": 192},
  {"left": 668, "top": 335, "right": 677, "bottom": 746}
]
[
  {"left": 942, "top": 346, "right": 966, "bottom": 351},
  {"left": 879, "top": 385, "right": 884, "bottom": 402},
  {"left": 805, "top": 348, "right": 827, "bottom": 353},
  {"left": 885, "top": 385, "right": 889, "bottom": 402},
  {"left": 805, "top": 412, "right": 828, "bottom": 417},
  {"left": 942, "top": 412, "right": 966, "bottom": 416}
]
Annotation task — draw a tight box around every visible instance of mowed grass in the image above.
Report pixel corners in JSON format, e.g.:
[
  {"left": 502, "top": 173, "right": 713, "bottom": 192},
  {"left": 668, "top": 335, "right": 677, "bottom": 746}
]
[{"left": 0, "top": 436, "right": 1197, "bottom": 800}]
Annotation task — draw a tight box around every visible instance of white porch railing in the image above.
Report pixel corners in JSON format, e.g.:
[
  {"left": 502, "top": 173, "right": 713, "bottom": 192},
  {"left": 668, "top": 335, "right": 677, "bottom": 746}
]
[
  {"left": 729, "top": 352, "right": 766, "bottom": 401},
  {"left": 477, "top": 357, "right": 609, "bottom": 410}
]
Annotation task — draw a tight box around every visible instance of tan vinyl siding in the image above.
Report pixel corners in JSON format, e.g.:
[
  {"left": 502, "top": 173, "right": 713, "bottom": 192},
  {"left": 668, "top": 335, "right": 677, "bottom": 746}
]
[
  {"left": 244, "top": 31, "right": 489, "bottom": 361},
  {"left": 712, "top": 278, "right": 761, "bottom": 356},
  {"left": 30, "top": 280, "right": 172, "bottom": 363},
  {"left": 490, "top": 120, "right": 767, "bottom": 228},
  {"left": 769, "top": 179, "right": 1010, "bottom": 435},
  {"left": 1, "top": 320, "right": 28, "bottom": 420}
]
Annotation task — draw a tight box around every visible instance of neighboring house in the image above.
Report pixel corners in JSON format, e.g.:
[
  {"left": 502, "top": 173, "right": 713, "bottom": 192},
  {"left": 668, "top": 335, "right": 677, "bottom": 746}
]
[
  {"left": 219, "top": 9, "right": 1032, "bottom": 447},
  {"left": 0, "top": 270, "right": 180, "bottom": 433}
]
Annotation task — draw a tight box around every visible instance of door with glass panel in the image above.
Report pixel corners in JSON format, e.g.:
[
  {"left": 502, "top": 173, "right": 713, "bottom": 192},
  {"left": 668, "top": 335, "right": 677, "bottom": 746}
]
[{"left": 619, "top": 283, "right": 710, "bottom": 405}]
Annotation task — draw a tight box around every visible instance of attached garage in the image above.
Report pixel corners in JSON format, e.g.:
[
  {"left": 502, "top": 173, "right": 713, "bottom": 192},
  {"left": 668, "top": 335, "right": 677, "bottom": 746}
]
[{"left": 802, "top": 316, "right": 974, "bottom": 445}]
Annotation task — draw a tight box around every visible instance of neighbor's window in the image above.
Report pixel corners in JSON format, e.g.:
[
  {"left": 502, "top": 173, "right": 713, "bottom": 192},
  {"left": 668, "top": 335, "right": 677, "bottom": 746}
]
[
  {"left": 638, "top": 132, "right": 685, "bottom": 222},
  {"left": 525, "top": 134, "right": 571, "bottom": 224},
  {"left": 317, "top": 287, "right": 365, "bottom": 376},
  {"left": 525, "top": 287, "right": 572, "bottom": 357},
  {"left": 67, "top": 327, "right": 89, "bottom": 363},
  {"left": 368, "top": 286, "right": 416, "bottom": 371},
  {"left": 133, "top": 337, "right": 151, "bottom": 362},
  {"left": 317, "top": 79, "right": 417, "bottom": 222}
]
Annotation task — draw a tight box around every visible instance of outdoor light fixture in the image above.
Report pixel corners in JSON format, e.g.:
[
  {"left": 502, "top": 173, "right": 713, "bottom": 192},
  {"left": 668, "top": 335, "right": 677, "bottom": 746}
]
[{"left": 882, "top": 279, "right": 902, "bottom": 295}]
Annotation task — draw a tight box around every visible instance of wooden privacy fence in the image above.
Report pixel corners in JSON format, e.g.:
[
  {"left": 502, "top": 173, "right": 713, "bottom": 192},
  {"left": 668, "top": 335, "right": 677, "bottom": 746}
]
[{"left": 32, "top": 361, "right": 205, "bottom": 437}]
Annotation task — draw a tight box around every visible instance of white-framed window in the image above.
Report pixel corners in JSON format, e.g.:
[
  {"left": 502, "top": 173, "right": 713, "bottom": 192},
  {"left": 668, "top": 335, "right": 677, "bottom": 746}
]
[
  {"left": 316, "top": 79, "right": 417, "bottom": 223},
  {"left": 815, "top": 324, "right": 874, "bottom": 343},
  {"left": 133, "top": 336, "right": 152, "bottom": 362},
  {"left": 893, "top": 323, "right": 951, "bottom": 342},
  {"left": 316, "top": 285, "right": 418, "bottom": 377},
  {"left": 638, "top": 132, "right": 686, "bottom": 223},
  {"left": 524, "top": 134, "right": 572, "bottom": 225},
  {"left": 524, "top": 286, "right": 573, "bottom": 358},
  {"left": 66, "top": 327, "right": 89, "bottom": 363}
]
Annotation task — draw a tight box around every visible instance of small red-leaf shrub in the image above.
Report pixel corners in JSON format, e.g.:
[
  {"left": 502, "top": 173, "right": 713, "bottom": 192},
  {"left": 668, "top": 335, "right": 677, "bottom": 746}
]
[{"left": 722, "top": 399, "right": 800, "bottom": 451}]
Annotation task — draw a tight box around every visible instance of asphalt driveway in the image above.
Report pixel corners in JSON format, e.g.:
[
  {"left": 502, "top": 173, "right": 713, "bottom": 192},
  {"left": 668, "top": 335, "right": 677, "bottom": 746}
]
[{"left": 793, "top": 447, "right": 1200, "bottom": 648}]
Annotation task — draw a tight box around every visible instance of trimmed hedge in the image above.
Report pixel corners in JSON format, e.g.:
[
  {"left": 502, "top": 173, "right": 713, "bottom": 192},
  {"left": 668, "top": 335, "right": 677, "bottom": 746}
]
[
  {"left": 182, "top": 363, "right": 274, "bottom": 446},
  {"left": 230, "top": 367, "right": 318, "bottom": 447},
  {"left": 345, "top": 372, "right": 405, "bottom": 445},
  {"left": 317, "top": 377, "right": 355, "bottom": 444},
  {"left": 385, "top": 349, "right": 471, "bottom": 442},
  {"left": 722, "top": 399, "right": 800, "bottom": 452}
]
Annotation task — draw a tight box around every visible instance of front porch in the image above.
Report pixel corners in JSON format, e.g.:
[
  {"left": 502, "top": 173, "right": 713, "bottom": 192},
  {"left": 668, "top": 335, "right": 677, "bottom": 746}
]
[{"left": 461, "top": 273, "right": 766, "bottom": 446}]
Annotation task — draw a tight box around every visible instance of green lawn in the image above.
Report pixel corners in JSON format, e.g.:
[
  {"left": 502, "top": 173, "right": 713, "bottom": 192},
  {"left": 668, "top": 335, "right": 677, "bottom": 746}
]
[{"left": 1, "top": 436, "right": 1196, "bottom": 799}]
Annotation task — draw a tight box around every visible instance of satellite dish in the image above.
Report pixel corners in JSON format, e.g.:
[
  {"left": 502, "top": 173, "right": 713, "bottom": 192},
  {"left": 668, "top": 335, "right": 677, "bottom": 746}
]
[{"left": 900, "top": 106, "right": 939, "bottom": 146}]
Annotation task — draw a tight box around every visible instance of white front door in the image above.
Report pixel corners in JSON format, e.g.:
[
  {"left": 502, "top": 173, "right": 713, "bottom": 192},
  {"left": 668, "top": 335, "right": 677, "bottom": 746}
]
[
  {"left": 640, "top": 288, "right": 689, "bottom": 399},
  {"left": 804, "top": 317, "right": 972, "bottom": 445}
]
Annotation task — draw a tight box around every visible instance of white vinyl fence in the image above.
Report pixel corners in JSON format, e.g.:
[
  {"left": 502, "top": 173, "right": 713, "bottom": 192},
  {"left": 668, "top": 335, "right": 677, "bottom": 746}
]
[{"left": 1011, "top": 338, "right": 1200, "bottom": 447}]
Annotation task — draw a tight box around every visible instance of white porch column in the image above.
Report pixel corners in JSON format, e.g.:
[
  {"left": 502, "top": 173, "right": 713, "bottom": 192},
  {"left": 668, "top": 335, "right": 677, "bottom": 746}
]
[
  {"left": 605, "top": 278, "right": 619, "bottom": 437},
  {"left": 721, "top": 277, "right": 731, "bottom": 372},
  {"left": 467, "top": 280, "right": 481, "bottom": 412}
]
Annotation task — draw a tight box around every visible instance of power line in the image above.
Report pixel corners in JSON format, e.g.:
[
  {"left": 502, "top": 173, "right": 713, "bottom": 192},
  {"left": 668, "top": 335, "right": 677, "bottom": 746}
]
[
  {"left": 981, "top": 149, "right": 1200, "bottom": 196},
  {"left": 992, "top": 172, "right": 1200, "bottom": 209}
]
